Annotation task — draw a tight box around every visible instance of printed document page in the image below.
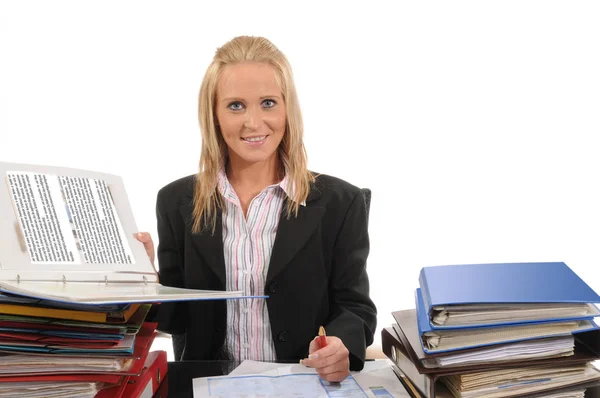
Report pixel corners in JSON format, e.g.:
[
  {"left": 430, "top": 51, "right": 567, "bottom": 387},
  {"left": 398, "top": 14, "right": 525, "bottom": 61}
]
[
  {"left": 7, "top": 171, "right": 133, "bottom": 265},
  {"left": 0, "top": 161, "right": 153, "bottom": 280}
]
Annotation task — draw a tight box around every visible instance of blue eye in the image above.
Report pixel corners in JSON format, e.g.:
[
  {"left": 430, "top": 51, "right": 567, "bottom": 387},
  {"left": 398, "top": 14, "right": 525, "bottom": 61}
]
[
  {"left": 228, "top": 101, "right": 244, "bottom": 111},
  {"left": 262, "top": 99, "right": 276, "bottom": 108}
]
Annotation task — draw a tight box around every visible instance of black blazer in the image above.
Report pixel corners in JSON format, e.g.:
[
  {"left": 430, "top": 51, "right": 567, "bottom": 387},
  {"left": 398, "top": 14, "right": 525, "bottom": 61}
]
[{"left": 148, "top": 173, "right": 377, "bottom": 370}]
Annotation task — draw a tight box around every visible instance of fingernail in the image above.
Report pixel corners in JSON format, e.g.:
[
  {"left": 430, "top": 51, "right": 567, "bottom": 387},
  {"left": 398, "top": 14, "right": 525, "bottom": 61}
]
[
  {"left": 299, "top": 359, "right": 304, "bottom": 366},
  {"left": 308, "top": 354, "right": 319, "bottom": 359}
]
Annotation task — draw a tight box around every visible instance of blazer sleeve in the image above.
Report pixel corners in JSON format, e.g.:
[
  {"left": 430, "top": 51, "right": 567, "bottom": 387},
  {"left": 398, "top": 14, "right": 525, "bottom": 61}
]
[
  {"left": 145, "top": 187, "right": 188, "bottom": 334},
  {"left": 324, "top": 190, "right": 377, "bottom": 371}
]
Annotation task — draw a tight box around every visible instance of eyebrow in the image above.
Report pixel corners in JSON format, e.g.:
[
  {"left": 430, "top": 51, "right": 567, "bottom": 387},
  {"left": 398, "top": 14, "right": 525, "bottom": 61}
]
[{"left": 220, "top": 95, "right": 282, "bottom": 103}]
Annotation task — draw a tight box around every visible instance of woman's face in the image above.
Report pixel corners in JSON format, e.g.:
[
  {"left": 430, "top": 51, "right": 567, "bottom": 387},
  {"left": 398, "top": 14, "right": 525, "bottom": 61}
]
[{"left": 215, "top": 62, "right": 286, "bottom": 167}]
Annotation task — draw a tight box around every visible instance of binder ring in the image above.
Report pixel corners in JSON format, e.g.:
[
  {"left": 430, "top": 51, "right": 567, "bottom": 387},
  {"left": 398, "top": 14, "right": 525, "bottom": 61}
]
[{"left": 62, "top": 275, "right": 66, "bottom": 284}]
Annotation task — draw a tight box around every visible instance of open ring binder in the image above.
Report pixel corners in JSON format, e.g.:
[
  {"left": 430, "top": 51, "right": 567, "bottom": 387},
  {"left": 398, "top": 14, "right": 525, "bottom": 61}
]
[{"left": 0, "top": 161, "right": 258, "bottom": 305}]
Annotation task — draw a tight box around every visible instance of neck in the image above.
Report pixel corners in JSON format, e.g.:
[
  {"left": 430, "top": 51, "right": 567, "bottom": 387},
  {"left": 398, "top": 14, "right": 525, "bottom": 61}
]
[{"left": 226, "top": 154, "right": 282, "bottom": 191}]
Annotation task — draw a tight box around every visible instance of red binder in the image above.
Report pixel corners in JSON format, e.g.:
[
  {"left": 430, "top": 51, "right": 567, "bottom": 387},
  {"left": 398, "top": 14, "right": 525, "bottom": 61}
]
[
  {"left": 94, "top": 350, "right": 167, "bottom": 398},
  {"left": 122, "top": 350, "right": 168, "bottom": 398}
]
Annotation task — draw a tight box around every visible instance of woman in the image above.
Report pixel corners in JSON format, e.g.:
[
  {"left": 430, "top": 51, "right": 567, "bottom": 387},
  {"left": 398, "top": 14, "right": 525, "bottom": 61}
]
[{"left": 137, "top": 35, "right": 376, "bottom": 382}]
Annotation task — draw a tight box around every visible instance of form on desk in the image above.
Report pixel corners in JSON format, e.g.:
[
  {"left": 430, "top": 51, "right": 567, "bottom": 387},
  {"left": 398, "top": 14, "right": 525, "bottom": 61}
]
[
  {"left": 205, "top": 373, "right": 365, "bottom": 397},
  {"left": 193, "top": 360, "right": 409, "bottom": 397}
]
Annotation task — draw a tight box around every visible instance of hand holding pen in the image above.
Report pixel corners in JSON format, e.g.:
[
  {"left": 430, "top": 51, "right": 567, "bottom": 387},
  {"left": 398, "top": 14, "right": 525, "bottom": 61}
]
[{"left": 301, "top": 326, "right": 351, "bottom": 383}]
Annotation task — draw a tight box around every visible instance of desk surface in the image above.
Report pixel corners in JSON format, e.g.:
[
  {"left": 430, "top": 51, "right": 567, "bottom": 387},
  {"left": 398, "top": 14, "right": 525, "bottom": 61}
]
[{"left": 158, "top": 360, "right": 600, "bottom": 398}]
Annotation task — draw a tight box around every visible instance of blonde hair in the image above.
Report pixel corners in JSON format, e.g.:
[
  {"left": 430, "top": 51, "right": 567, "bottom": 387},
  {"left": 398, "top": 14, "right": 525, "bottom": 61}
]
[{"left": 192, "top": 36, "right": 314, "bottom": 233}]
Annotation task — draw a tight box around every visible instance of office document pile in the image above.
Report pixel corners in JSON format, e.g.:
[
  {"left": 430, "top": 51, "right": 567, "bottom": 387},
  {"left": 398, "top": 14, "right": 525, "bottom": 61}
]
[
  {"left": 0, "top": 298, "right": 163, "bottom": 397},
  {"left": 0, "top": 162, "right": 249, "bottom": 397},
  {"left": 382, "top": 262, "right": 600, "bottom": 398}
]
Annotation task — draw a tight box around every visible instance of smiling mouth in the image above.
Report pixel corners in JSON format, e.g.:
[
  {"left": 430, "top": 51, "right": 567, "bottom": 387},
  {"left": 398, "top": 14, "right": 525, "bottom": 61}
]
[{"left": 241, "top": 135, "right": 267, "bottom": 142}]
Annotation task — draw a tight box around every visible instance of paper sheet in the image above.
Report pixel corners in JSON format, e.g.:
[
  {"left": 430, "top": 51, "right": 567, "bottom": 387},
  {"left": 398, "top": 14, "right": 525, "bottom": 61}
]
[
  {"left": 435, "top": 335, "right": 574, "bottom": 367},
  {"left": 193, "top": 359, "right": 409, "bottom": 397}
]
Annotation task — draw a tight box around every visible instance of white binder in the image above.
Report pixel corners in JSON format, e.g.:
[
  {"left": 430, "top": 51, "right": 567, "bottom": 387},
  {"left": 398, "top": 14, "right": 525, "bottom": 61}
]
[{"left": 0, "top": 162, "right": 248, "bottom": 304}]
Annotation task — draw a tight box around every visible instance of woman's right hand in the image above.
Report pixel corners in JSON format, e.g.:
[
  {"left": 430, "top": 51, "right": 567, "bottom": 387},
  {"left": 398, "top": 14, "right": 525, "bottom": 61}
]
[{"left": 135, "top": 232, "right": 155, "bottom": 268}]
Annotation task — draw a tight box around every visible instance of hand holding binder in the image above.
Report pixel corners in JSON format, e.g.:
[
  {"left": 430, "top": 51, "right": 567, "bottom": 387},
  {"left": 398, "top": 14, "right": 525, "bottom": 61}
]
[{"left": 0, "top": 162, "right": 260, "bottom": 304}]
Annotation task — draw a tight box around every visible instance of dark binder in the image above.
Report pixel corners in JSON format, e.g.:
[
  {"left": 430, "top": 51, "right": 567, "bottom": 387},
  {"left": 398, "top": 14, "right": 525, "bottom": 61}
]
[{"left": 382, "top": 327, "right": 600, "bottom": 398}]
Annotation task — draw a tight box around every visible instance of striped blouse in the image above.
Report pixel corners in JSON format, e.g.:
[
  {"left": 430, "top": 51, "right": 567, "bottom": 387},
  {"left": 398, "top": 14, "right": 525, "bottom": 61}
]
[{"left": 217, "top": 169, "right": 300, "bottom": 361}]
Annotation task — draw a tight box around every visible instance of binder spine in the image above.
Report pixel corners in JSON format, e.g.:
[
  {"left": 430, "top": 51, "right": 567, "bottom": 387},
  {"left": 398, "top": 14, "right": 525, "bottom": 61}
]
[
  {"left": 418, "top": 269, "right": 432, "bottom": 321},
  {"left": 383, "top": 328, "right": 433, "bottom": 398},
  {"left": 415, "top": 288, "right": 433, "bottom": 337}
]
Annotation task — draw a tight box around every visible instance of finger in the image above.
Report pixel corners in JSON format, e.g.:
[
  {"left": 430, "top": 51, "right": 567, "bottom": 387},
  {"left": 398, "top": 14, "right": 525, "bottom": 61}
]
[
  {"left": 304, "top": 338, "right": 343, "bottom": 366},
  {"left": 135, "top": 232, "right": 155, "bottom": 266},
  {"left": 303, "top": 350, "right": 344, "bottom": 370},
  {"left": 318, "top": 370, "right": 350, "bottom": 383},
  {"left": 135, "top": 232, "right": 154, "bottom": 251},
  {"left": 313, "top": 346, "right": 349, "bottom": 372},
  {"left": 317, "top": 358, "right": 350, "bottom": 378},
  {"left": 135, "top": 232, "right": 152, "bottom": 243},
  {"left": 308, "top": 336, "right": 319, "bottom": 354}
]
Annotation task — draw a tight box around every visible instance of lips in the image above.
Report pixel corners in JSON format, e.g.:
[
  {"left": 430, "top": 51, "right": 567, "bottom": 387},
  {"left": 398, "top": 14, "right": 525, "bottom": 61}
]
[
  {"left": 241, "top": 135, "right": 267, "bottom": 142},
  {"left": 241, "top": 135, "right": 268, "bottom": 147}
]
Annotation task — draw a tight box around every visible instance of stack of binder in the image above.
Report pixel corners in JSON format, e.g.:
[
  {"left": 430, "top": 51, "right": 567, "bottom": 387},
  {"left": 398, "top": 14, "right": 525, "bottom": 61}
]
[
  {"left": 0, "top": 293, "right": 162, "bottom": 397},
  {"left": 382, "top": 262, "right": 600, "bottom": 398},
  {"left": 0, "top": 162, "right": 250, "bottom": 397}
]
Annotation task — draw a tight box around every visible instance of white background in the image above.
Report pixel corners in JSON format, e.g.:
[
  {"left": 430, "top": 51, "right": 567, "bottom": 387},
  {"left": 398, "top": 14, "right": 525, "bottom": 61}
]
[{"left": 1, "top": 1, "right": 599, "bottom": 355}]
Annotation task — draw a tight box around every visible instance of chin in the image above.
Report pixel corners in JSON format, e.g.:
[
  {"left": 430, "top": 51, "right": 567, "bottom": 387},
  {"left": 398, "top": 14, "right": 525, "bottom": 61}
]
[
  {"left": 241, "top": 154, "right": 277, "bottom": 164},
  {"left": 235, "top": 150, "right": 279, "bottom": 165}
]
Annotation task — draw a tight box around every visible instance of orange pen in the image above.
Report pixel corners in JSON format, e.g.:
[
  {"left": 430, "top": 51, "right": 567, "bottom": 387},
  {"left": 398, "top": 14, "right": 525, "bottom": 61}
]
[{"left": 318, "top": 325, "right": 327, "bottom": 348}]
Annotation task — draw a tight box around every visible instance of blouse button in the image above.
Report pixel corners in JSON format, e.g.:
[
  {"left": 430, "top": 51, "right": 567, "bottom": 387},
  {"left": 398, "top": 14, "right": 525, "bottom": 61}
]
[
  {"left": 277, "top": 330, "right": 289, "bottom": 342},
  {"left": 268, "top": 281, "right": 279, "bottom": 294}
]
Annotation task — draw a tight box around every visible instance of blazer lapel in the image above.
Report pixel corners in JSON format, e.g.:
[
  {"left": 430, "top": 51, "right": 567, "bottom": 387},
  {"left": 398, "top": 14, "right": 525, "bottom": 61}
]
[
  {"left": 179, "top": 203, "right": 227, "bottom": 287},
  {"left": 266, "top": 187, "right": 324, "bottom": 284},
  {"left": 180, "top": 177, "right": 324, "bottom": 287}
]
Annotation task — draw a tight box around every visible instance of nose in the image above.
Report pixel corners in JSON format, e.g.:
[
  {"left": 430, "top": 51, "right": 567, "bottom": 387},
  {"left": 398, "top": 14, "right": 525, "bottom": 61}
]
[{"left": 243, "top": 107, "right": 260, "bottom": 130}]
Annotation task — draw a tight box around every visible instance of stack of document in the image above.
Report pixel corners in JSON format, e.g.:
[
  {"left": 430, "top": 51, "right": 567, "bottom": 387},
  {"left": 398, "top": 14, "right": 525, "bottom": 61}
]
[
  {"left": 0, "top": 292, "right": 162, "bottom": 397},
  {"left": 382, "top": 262, "right": 600, "bottom": 398},
  {"left": 0, "top": 162, "right": 253, "bottom": 397}
]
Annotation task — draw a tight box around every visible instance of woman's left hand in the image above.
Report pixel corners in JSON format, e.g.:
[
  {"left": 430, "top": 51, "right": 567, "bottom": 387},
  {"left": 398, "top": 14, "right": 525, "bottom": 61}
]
[{"left": 301, "top": 335, "right": 350, "bottom": 382}]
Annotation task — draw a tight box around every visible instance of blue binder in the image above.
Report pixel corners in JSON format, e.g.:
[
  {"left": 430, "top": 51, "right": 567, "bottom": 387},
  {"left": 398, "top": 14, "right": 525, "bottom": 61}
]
[
  {"left": 418, "top": 262, "right": 600, "bottom": 330},
  {"left": 415, "top": 287, "right": 599, "bottom": 354}
]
